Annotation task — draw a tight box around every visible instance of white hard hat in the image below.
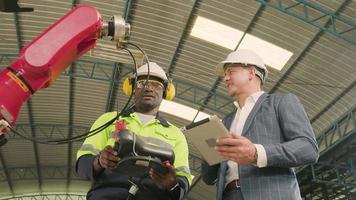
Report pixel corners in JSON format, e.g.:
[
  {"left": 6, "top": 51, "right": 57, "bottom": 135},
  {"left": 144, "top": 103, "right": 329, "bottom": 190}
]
[
  {"left": 216, "top": 49, "right": 268, "bottom": 83},
  {"left": 136, "top": 62, "right": 168, "bottom": 82}
]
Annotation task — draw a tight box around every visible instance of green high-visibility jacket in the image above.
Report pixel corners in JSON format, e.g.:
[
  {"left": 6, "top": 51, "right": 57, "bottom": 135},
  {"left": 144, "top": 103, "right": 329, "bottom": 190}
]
[{"left": 77, "top": 109, "right": 193, "bottom": 186}]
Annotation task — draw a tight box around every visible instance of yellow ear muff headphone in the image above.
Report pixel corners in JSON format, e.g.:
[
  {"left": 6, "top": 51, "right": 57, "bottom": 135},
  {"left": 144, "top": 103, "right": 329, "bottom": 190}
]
[
  {"left": 122, "top": 76, "right": 176, "bottom": 101},
  {"left": 163, "top": 79, "right": 175, "bottom": 101}
]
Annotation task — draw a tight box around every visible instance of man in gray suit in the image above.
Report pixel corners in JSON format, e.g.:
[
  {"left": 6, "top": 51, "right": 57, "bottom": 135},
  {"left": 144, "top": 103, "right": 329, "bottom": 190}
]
[{"left": 201, "top": 49, "right": 319, "bottom": 200}]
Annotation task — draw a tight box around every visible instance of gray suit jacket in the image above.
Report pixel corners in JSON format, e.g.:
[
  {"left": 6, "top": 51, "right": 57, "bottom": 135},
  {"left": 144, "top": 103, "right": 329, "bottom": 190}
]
[{"left": 202, "top": 93, "right": 319, "bottom": 200}]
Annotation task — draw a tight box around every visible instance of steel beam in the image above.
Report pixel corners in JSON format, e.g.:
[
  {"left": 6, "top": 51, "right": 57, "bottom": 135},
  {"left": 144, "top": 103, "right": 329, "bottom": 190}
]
[
  {"left": 7, "top": 124, "right": 89, "bottom": 141},
  {"left": 0, "top": 166, "right": 81, "bottom": 181},
  {"left": 67, "top": 0, "right": 80, "bottom": 186},
  {"left": 315, "top": 106, "right": 356, "bottom": 157},
  {"left": 269, "top": 0, "right": 351, "bottom": 94},
  {"left": 13, "top": 13, "right": 22, "bottom": 51},
  {"left": 123, "top": 0, "right": 137, "bottom": 23},
  {"left": 299, "top": 157, "right": 356, "bottom": 199},
  {"left": 66, "top": 64, "right": 75, "bottom": 189},
  {"left": 298, "top": 106, "right": 356, "bottom": 198},
  {"left": 71, "top": 0, "right": 79, "bottom": 8},
  {"left": 27, "top": 100, "right": 42, "bottom": 190},
  {"left": 14, "top": 10, "right": 43, "bottom": 192},
  {"left": 297, "top": 106, "right": 356, "bottom": 175},
  {"left": 235, "top": 4, "right": 266, "bottom": 50},
  {"left": 167, "top": 0, "right": 201, "bottom": 76},
  {"left": 189, "top": 154, "right": 202, "bottom": 174},
  {"left": 0, "top": 193, "right": 86, "bottom": 200},
  {"left": 0, "top": 54, "right": 234, "bottom": 115},
  {"left": 105, "top": 63, "right": 121, "bottom": 112},
  {"left": 0, "top": 150, "right": 13, "bottom": 195},
  {"left": 256, "top": 0, "right": 355, "bottom": 45},
  {"left": 311, "top": 79, "right": 355, "bottom": 123}
]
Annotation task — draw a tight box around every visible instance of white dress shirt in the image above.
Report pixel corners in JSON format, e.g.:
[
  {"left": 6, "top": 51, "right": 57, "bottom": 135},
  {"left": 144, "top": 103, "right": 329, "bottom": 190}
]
[{"left": 225, "top": 91, "right": 268, "bottom": 187}]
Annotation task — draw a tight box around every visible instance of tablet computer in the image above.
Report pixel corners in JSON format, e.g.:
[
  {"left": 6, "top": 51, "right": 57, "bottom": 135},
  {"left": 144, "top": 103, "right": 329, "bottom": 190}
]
[{"left": 183, "top": 115, "right": 230, "bottom": 165}]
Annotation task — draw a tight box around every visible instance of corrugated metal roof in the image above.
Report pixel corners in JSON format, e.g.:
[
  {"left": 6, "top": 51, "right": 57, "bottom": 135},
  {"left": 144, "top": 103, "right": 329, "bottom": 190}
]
[{"left": 0, "top": 0, "right": 355, "bottom": 199}]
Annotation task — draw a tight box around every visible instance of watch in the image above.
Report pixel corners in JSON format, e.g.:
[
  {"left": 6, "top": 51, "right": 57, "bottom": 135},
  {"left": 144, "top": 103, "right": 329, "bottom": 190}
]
[
  {"left": 168, "top": 182, "right": 181, "bottom": 199},
  {"left": 169, "top": 182, "right": 180, "bottom": 192},
  {"left": 253, "top": 146, "right": 258, "bottom": 164}
]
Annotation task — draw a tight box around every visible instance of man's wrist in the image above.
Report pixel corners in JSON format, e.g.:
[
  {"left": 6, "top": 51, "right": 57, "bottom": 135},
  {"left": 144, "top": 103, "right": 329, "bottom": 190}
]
[
  {"left": 253, "top": 144, "right": 268, "bottom": 167},
  {"left": 93, "top": 154, "right": 104, "bottom": 172},
  {"left": 167, "top": 181, "right": 181, "bottom": 199},
  {"left": 168, "top": 182, "right": 179, "bottom": 191},
  {"left": 253, "top": 145, "right": 258, "bottom": 164}
]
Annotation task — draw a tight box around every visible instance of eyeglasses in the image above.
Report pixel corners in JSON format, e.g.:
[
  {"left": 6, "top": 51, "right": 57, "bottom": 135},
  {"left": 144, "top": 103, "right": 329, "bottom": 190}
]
[
  {"left": 136, "top": 80, "right": 164, "bottom": 89},
  {"left": 224, "top": 68, "right": 241, "bottom": 77},
  {"left": 223, "top": 64, "right": 255, "bottom": 77}
]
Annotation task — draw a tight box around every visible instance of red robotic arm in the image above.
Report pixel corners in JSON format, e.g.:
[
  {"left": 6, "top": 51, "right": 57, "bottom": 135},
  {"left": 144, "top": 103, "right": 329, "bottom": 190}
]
[{"left": 0, "top": 4, "right": 130, "bottom": 145}]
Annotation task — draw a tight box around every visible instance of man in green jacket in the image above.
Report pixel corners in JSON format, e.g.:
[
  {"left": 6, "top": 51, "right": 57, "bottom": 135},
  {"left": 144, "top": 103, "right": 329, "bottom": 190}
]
[{"left": 76, "top": 62, "right": 192, "bottom": 200}]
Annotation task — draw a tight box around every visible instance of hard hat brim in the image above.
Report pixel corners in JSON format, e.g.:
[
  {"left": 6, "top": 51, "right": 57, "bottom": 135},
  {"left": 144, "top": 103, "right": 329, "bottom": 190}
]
[
  {"left": 135, "top": 62, "right": 168, "bottom": 82},
  {"left": 216, "top": 61, "right": 268, "bottom": 83},
  {"left": 137, "top": 71, "right": 167, "bottom": 82},
  {"left": 215, "top": 61, "right": 231, "bottom": 77}
]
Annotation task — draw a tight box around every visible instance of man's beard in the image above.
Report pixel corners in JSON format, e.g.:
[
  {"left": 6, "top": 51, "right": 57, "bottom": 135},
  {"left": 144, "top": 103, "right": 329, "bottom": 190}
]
[{"left": 135, "top": 97, "right": 161, "bottom": 113}]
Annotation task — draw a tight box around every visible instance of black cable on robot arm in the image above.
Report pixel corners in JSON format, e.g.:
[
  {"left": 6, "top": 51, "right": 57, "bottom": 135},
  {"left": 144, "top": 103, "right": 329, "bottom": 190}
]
[
  {"left": 8, "top": 45, "right": 148, "bottom": 145},
  {"left": 8, "top": 95, "right": 122, "bottom": 144},
  {"left": 42, "top": 46, "right": 142, "bottom": 144},
  {"left": 119, "top": 42, "right": 154, "bottom": 112},
  {"left": 126, "top": 42, "right": 151, "bottom": 87},
  {"left": 45, "top": 45, "right": 145, "bottom": 144}
]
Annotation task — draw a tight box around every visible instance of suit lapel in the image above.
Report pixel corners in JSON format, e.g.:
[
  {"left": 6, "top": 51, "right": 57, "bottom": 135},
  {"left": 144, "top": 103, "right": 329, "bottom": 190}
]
[
  {"left": 223, "top": 111, "right": 235, "bottom": 134},
  {"left": 242, "top": 93, "right": 268, "bottom": 136}
]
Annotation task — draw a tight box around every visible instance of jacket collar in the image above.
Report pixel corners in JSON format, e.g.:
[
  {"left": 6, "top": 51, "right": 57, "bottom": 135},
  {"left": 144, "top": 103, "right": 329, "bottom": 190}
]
[
  {"left": 241, "top": 92, "right": 268, "bottom": 135},
  {"left": 233, "top": 91, "right": 265, "bottom": 109},
  {"left": 121, "top": 107, "right": 170, "bottom": 127},
  {"left": 223, "top": 93, "right": 269, "bottom": 135}
]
